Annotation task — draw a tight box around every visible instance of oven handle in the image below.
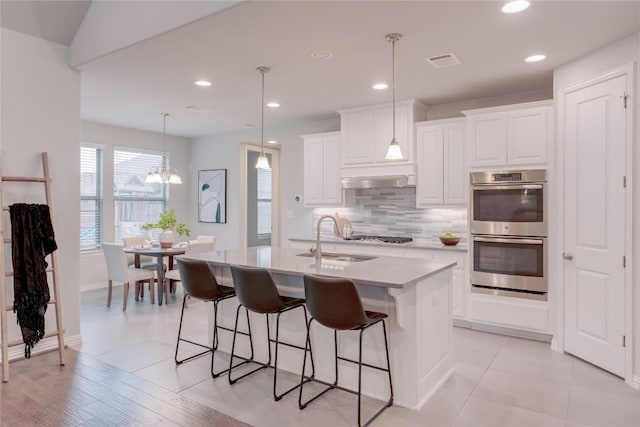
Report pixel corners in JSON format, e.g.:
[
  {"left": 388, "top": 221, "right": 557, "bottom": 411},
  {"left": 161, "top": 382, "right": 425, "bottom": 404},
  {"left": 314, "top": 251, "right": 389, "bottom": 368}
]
[
  {"left": 472, "top": 184, "right": 543, "bottom": 191},
  {"left": 473, "top": 236, "right": 545, "bottom": 245}
]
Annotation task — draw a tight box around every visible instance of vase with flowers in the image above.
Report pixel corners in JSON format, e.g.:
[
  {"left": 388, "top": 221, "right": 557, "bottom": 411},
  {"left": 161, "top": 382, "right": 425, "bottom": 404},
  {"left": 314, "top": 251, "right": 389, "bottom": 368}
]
[{"left": 142, "top": 208, "right": 190, "bottom": 248}]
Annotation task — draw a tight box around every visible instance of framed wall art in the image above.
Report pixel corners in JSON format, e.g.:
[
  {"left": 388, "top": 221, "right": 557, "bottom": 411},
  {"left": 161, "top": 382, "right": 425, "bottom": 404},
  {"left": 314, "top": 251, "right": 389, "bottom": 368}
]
[{"left": 198, "top": 169, "right": 227, "bottom": 223}]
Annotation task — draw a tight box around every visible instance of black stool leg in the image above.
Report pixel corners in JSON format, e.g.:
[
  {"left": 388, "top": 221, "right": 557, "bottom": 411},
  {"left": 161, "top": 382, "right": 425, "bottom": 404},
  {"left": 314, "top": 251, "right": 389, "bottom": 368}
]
[
  {"left": 382, "top": 320, "right": 394, "bottom": 406},
  {"left": 212, "top": 300, "right": 254, "bottom": 378},
  {"left": 229, "top": 306, "right": 268, "bottom": 384},
  {"left": 299, "top": 318, "right": 338, "bottom": 410},
  {"left": 273, "top": 305, "right": 316, "bottom": 401},
  {"left": 175, "top": 295, "right": 212, "bottom": 364},
  {"left": 359, "top": 319, "right": 394, "bottom": 427}
]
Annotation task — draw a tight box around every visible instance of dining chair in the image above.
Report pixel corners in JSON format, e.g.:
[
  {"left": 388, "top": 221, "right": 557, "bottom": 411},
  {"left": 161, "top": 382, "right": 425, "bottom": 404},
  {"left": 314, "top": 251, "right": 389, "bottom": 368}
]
[
  {"left": 121, "top": 236, "right": 156, "bottom": 268},
  {"left": 102, "top": 243, "right": 155, "bottom": 311},
  {"left": 196, "top": 235, "right": 217, "bottom": 246},
  {"left": 165, "top": 240, "right": 216, "bottom": 304}
]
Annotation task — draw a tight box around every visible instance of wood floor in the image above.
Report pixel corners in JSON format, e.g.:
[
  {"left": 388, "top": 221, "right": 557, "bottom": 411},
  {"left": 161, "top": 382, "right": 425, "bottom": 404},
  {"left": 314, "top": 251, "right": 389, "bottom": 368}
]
[{"left": 0, "top": 348, "right": 249, "bottom": 427}]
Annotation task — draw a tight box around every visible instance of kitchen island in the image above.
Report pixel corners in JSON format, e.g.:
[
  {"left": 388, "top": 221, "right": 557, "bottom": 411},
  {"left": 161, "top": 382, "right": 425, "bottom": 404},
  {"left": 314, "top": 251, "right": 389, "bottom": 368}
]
[{"left": 188, "top": 246, "right": 456, "bottom": 409}]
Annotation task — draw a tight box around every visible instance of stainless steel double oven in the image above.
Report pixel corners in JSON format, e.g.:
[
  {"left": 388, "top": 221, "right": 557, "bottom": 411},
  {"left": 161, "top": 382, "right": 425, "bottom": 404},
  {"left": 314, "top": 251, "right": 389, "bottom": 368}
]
[{"left": 470, "top": 169, "right": 548, "bottom": 300}]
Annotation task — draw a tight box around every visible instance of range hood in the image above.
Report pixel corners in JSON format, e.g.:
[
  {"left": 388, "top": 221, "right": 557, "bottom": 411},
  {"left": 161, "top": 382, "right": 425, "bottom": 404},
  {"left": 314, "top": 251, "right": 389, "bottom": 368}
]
[{"left": 341, "top": 175, "right": 409, "bottom": 189}]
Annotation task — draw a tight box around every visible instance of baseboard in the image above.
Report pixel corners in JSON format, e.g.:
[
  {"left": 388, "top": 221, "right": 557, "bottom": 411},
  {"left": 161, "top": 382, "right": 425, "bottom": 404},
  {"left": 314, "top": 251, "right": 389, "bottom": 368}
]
[
  {"left": 453, "top": 318, "right": 553, "bottom": 342},
  {"left": 81, "top": 282, "right": 106, "bottom": 292},
  {"left": 2, "top": 333, "right": 82, "bottom": 363},
  {"left": 632, "top": 375, "right": 640, "bottom": 390}
]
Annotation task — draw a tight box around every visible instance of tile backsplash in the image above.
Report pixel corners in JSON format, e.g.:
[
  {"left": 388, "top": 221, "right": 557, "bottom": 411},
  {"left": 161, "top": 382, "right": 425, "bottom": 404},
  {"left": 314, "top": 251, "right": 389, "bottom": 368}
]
[{"left": 312, "top": 187, "right": 468, "bottom": 242}]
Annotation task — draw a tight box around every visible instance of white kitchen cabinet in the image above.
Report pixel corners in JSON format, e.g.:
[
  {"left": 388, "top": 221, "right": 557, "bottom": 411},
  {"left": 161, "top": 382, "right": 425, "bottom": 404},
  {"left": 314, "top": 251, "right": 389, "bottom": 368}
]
[
  {"left": 464, "top": 100, "right": 552, "bottom": 168},
  {"left": 415, "top": 118, "right": 466, "bottom": 207},
  {"left": 339, "top": 100, "right": 427, "bottom": 176},
  {"left": 302, "top": 132, "right": 342, "bottom": 207}
]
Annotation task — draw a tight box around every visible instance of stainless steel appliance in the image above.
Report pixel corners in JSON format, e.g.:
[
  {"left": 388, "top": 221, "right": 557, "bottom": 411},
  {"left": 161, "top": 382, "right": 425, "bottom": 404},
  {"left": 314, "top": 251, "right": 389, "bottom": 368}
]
[
  {"left": 470, "top": 169, "right": 548, "bottom": 300},
  {"left": 471, "top": 235, "right": 547, "bottom": 300},
  {"left": 470, "top": 169, "right": 547, "bottom": 237}
]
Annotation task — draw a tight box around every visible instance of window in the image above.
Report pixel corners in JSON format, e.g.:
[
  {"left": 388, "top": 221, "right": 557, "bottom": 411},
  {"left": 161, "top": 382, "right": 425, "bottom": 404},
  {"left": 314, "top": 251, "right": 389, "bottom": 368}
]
[
  {"left": 256, "top": 167, "right": 272, "bottom": 239},
  {"left": 80, "top": 145, "right": 103, "bottom": 251},
  {"left": 113, "top": 149, "right": 168, "bottom": 242}
]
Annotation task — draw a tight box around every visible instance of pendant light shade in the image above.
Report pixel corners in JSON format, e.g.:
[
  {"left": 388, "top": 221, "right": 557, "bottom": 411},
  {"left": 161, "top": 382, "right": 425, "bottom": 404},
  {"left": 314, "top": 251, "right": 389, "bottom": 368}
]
[
  {"left": 145, "top": 113, "right": 182, "bottom": 184},
  {"left": 256, "top": 66, "right": 272, "bottom": 170},
  {"left": 385, "top": 33, "right": 404, "bottom": 160}
]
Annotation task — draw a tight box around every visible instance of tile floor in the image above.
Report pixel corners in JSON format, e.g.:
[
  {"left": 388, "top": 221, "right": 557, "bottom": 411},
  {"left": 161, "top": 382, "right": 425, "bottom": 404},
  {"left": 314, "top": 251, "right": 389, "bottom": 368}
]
[{"left": 70, "top": 287, "right": 640, "bottom": 427}]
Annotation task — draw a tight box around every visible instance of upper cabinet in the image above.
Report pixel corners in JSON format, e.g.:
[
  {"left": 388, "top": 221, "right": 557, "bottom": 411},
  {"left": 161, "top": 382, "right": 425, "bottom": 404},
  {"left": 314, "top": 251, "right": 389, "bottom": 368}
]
[
  {"left": 463, "top": 100, "right": 552, "bottom": 168},
  {"left": 415, "top": 118, "right": 467, "bottom": 207},
  {"left": 338, "top": 100, "right": 427, "bottom": 178},
  {"left": 302, "top": 131, "right": 342, "bottom": 207}
]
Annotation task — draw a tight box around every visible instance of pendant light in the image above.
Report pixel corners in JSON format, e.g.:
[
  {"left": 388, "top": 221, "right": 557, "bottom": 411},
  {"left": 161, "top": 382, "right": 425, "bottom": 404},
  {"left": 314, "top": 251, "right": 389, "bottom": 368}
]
[
  {"left": 255, "top": 66, "right": 271, "bottom": 170},
  {"left": 385, "top": 33, "right": 403, "bottom": 160},
  {"left": 145, "top": 113, "right": 182, "bottom": 184}
]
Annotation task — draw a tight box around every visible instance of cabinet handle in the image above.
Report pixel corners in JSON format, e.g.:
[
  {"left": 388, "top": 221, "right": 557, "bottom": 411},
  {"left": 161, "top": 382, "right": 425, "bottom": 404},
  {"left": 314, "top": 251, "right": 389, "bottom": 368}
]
[{"left": 563, "top": 252, "right": 574, "bottom": 261}]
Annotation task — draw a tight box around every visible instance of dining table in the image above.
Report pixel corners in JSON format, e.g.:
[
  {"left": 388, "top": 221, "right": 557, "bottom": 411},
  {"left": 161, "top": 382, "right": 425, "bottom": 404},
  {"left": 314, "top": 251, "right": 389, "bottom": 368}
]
[{"left": 123, "top": 246, "right": 186, "bottom": 305}]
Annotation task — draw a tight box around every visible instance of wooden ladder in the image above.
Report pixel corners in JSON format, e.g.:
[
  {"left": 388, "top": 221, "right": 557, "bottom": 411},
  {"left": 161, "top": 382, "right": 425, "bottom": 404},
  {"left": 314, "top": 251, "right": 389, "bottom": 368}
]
[{"left": 0, "top": 152, "right": 65, "bottom": 382}]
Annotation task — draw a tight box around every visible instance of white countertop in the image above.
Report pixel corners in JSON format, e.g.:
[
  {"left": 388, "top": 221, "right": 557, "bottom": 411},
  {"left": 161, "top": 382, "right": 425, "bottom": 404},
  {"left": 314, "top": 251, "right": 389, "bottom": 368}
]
[
  {"left": 290, "top": 236, "right": 468, "bottom": 252},
  {"left": 189, "top": 246, "right": 456, "bottom": 289}
]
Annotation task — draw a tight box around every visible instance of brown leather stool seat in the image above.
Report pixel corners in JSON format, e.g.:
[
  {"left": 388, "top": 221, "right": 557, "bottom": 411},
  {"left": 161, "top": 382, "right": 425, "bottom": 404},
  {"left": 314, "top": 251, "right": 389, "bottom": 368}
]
[
  {"left": 229, "top": 264, "right": 315, "bottom": 401},
  {"left": 299, "top": 274, "right": 393, "bottom": 427},
  {"left": 174, "top": 258, "right": 253, "bottom": 377}
]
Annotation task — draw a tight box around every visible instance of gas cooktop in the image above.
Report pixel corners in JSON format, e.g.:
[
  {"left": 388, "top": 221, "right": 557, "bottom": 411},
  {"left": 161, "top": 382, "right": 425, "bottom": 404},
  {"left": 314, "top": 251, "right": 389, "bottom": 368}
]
[{"left": 344, "top": 235, "right": 413, "bottom": 244}]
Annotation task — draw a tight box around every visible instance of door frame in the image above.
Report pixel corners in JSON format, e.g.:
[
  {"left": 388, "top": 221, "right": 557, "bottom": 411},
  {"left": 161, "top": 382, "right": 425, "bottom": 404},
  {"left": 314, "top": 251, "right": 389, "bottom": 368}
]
[
  {"left": 554, "top": 63, "right": 635, "bottom": 383},
  {"left": 239, "top": 143, "right": 280, "bottom": 249}
]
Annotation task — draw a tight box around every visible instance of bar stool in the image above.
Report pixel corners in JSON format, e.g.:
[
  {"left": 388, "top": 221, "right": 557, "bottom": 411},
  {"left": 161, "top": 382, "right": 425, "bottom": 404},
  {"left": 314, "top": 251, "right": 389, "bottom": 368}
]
[
  {"left": 174, "top": 258, "right": 253, "bottom": 377},
  {"left": 229, "top": 264, "right": 315, "bottom": 401},
  {"left": 299, "top": 274, "right": 393, "bottom": 427}
]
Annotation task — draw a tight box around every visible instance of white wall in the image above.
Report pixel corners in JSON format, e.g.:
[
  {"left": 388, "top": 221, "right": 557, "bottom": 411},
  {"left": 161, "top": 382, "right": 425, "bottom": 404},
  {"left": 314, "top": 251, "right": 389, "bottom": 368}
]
[
  {"left": 426, "top": 88, "right": 552, "bottom": 120},
  {"left": 553, "top": 32, "right": 640, "bottom": 386},
  {"left": 0, "top": 28, "right": 82, "bottom": 350},
  {"left": 79, "top": 120, "right": 191, "bottom": 290},
  {"left": 190, "top": 118, "right": 339, "bottom": 250}
]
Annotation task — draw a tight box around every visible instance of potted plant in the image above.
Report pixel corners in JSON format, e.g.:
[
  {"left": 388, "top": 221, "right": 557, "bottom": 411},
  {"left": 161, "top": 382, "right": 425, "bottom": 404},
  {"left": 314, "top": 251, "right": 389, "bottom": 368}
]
[{"left": 142, "top": 208, "right": 190, "bottom": 248}]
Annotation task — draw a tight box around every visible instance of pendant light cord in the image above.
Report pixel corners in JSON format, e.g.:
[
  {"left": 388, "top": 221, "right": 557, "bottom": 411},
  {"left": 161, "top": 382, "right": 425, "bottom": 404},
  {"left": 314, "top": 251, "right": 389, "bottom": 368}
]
[
  {"left": 391, "top": 37, "right": 396, "bottom": 142},
  {"left": 162, "top": 113, "right": 168, "bottom": 169},
  {"left": 261, "top": 70, "right": 265, "bottom": 155},
  {"left": 257, "top": 66, "right": 270, "bottom": 156}
]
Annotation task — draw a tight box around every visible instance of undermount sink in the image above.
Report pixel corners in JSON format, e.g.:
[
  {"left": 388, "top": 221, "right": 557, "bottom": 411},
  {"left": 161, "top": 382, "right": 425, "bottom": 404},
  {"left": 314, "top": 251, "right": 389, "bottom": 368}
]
[{"left": 297, "top": 252, "right": 377, "bottom": 262}]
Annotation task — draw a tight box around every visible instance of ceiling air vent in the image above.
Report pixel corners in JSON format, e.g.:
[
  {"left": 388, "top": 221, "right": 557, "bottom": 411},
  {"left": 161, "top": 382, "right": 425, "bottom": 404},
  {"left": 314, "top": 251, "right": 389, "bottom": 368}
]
[{"left": 426, "top": 53, "right": 461, "bottom": 68}]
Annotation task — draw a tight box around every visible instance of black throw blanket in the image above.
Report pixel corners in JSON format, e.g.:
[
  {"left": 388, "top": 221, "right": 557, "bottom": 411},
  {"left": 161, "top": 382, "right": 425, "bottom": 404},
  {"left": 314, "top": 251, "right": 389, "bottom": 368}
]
[{"left": 10, "top": 203, "right": 58, "bottom": 358}]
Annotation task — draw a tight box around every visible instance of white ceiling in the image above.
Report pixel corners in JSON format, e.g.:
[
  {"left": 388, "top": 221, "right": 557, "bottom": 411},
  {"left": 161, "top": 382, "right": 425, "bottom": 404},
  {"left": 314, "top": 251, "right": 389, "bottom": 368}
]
[
  {"left": 1, "top": 0, "right": 91, "bottom": 46},
  {"left": 4, "top": 1, "right": 640, "bottom": 138}
]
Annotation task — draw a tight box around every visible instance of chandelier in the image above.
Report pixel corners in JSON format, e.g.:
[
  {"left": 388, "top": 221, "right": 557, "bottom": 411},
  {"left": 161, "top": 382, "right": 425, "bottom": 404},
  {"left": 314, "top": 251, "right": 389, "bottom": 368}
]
[{"left": 145, "top": 113, "right": 182, "bottom": 184}]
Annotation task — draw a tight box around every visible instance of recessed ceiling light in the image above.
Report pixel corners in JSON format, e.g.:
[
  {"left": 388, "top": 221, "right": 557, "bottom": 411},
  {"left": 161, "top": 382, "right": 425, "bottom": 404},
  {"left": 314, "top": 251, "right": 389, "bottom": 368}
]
[
  {"left": 373, "top": 83, "right": 389, "bottom": 90},
  {"left": 310, "top": 50, "right": 333, "bottom": 60},
  {"left": 266, "top": 102, "right": 280, "bottom": 108},
  {"left": 194, "top": 80, "right": 212, "bottom": 87},
  {"left": 267, "top": 139, "right": 279, "bottom": 144},
  {"left": 502, "top": 0, "right": 530, "bottom": 13},
  {"left": 525, "top": 54, "right": 546, "bottom": 63}
]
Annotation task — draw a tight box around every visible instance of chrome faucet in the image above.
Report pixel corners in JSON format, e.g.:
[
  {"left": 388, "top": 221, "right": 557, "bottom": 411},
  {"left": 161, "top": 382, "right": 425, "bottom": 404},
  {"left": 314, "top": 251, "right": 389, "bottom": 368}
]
[{"left": 315, "top": 214, "right": 338, "bottom": 263}]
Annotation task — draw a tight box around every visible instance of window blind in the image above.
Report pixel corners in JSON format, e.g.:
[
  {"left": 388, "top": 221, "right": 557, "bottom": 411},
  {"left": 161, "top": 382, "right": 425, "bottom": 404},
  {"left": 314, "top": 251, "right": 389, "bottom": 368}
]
[
  {"left": 113, "top": 149, "right": 168, "bottom": 242},
  {"left": 256, "top": 167, "right": 272, "bottom": 237},
  {"left": 80, "top": 146, "right": 103, "bottom": 251}
]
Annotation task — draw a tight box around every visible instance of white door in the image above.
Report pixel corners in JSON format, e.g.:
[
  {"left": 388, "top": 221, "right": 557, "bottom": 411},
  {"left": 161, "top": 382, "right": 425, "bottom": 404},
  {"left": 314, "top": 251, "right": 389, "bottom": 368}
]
[{"left": 563, "top": 72, "right": 628, "bottom": 377}]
